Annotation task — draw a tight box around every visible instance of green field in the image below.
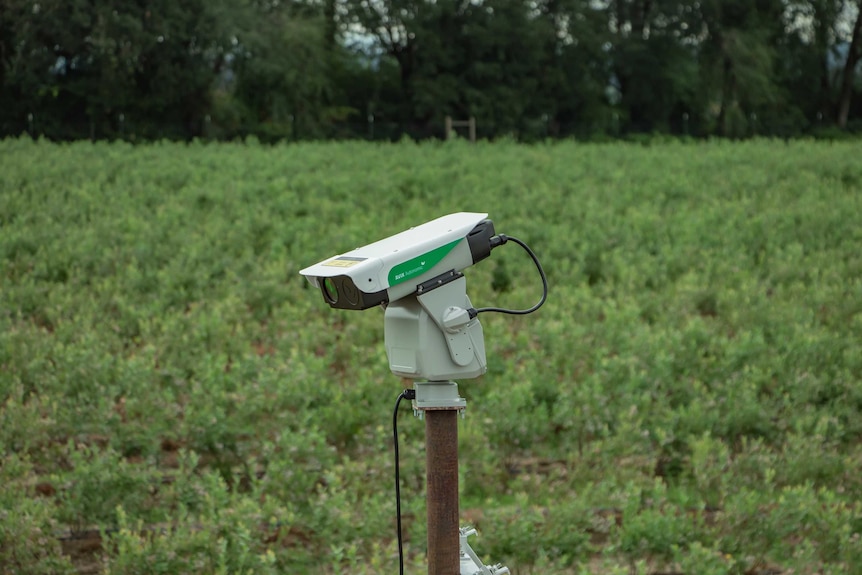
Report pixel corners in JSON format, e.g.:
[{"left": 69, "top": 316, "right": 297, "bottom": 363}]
[{"left": 2, "top": 138, "right": 862, "bottom": 574}]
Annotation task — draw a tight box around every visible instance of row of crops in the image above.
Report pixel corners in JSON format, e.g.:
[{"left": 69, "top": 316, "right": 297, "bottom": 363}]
[{"left": 1, "top": 137, "right": 861, "bottom": 574}]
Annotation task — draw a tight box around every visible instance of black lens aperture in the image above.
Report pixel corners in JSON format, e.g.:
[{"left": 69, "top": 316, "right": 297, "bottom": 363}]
[{"left": 322, "top": 277, "right": 339, "bottom": 304}]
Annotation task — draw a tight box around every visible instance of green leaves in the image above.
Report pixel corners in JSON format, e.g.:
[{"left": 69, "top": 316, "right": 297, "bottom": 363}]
[
  {"left": 0, "top": 454, "right": 75, "bottom": 575},
  {"left": 2, "top": 138, "right": 862, "bottom": 573}
]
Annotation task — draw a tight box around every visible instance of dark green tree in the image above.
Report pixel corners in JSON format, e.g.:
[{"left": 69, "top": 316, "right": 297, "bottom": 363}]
[
  {"left": 1, "top": 0, "right": 859, "bottom": 140},
  {"left": 588, "top": 0, "right": 703, "bottom": 134},
  {"left": 341, "top": 0, "right": 421, "bottom": 130},
  {"left": 695, "top": 0, "right": 787, "bottom": 136},
  {"left": 528, "top": 0, "right": 613, "bottom": 137},
  {"left": 836, "top": 1, "right": 862, "bottom": 127},
  {"left": 452, "top": 0, "right": 550, "bottom": 137},
  {"left": 341, "top": 0, "right": 567, "bottom": 138},
  {"left": 0, "top": 0, "right": 235, "bottom": 139},
  {"left": 228, "top": 4, "right": 334, "bottom": 140}
]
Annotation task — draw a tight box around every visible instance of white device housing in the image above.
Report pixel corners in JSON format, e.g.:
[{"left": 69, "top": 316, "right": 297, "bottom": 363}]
[
  {"left": 299, "top": 212, "right": 491, "bottom": 309},
  {"left": 385, "top": 275, "right": 487, "bottom": 381}
]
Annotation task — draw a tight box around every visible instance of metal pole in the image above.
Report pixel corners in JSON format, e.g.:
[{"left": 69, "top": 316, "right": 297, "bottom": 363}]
[{"left": 425, "top": 409, "right": 459, "bottom": 575}]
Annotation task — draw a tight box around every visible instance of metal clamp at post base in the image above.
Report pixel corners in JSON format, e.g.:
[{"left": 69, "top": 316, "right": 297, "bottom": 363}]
[
  {"left": 460, "top": 527, "right": 510, "bottom": 575},
  {"left": 412, "top": 381, "right": 466, "bottom": 419}
]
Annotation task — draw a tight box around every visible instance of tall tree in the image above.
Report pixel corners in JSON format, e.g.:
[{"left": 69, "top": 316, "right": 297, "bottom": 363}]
[
  {"left": 837, "top": 1, "right": 862, "bottom": 127},
  {"left": 0, "top": 0, "right": 235, "bottom": 139},
  {"left": 782, "top": 0, "right": 861, "bottom": 130},
  {"left": 592, "top": 0, "right": 702, "bottom": 133},
  {"left": 230, "top": 4, "right": 334, "bottom": 140},
  {"left": 455, "top": 0, "right": 549, "bottom": 136},
  {"left": 531, "top": 0, "right": 617, "bottom": 137},
  {"left": 697, "top": 0, "right": 786, "bottom": 136},
  {"left": 341, "top": 0, "right": 544, "bottom": 137},
  {"left": 342, "top": 0, "right": 421, "bottom": 127}
]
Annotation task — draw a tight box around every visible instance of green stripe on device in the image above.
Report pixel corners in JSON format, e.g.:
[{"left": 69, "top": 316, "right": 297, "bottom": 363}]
[{"left": 388, "top": 239, "right": 461, "bottom": 286}]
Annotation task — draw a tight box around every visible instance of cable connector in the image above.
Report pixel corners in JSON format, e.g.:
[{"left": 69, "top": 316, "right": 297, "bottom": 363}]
[
  {"left": 402, "top": 389, "right": 416, "bottom": 400},
  {"left": 475, "top": 234, "right": 547, "bottom": 317},
  {"left": 489, "top": 234, "right": 509, "bottom": 249}
]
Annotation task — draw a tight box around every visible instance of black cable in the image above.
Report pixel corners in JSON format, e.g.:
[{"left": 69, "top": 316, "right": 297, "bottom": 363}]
[
  {"left": 475, "top": 234, "right": 548, "bottom": 316},
  {"left": 393, "top": 388, "right": 415, "bottom": 575}
]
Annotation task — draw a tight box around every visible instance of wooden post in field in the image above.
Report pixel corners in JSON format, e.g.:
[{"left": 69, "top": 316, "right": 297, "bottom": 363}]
[
  {"left": 425, "top": 409, "right": 459, "bottom": 575},
  {"left": 445, "top": 116, "right": 476, "bottom": 142}
]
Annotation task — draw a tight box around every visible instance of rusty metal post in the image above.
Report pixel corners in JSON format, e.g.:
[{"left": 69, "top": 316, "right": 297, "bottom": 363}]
[
  {"left": 413, "top": 381, "right": 464, "bottom": 574},
  {"left": 425, "top": 408, "right": 460, "bottom": 575}
]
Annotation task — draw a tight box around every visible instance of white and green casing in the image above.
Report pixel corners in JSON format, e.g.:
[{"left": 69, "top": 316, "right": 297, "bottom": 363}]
[{"left": 299, "top": 212, "right": 496, "bottom": 310}]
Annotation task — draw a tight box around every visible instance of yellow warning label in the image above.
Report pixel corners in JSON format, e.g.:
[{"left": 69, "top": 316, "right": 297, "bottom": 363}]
[{"left": 322, "top": 257, "right": 366, "bottom": 268}]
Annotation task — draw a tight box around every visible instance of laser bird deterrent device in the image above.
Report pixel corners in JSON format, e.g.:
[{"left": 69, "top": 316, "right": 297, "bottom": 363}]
[
  {"left": 300, "top": 212, "right": 547, "bottom": 575},
  {"left": 300, "top": 212, "right": 495, "bottom": 311}
]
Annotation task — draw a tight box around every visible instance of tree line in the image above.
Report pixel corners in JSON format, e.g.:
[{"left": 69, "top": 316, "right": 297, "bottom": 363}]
[{"left": 1, "top": 0, "right": 860, "bottom": 142}]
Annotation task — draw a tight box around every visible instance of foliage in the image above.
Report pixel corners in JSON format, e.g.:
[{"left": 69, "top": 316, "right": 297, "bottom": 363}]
[
  {"left": 1, "top": 1, "right": 860, "bottom": 140},
  {"left": 1, "top": 138, "right": 862, "bottom": 574},
  {"left": 0, "top": 453, "right": 76, "bottom": 574}
]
